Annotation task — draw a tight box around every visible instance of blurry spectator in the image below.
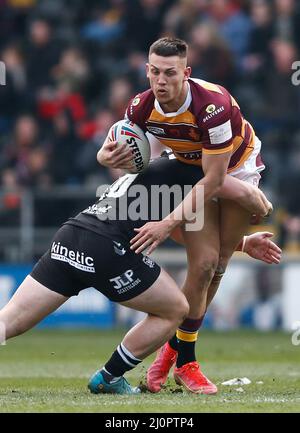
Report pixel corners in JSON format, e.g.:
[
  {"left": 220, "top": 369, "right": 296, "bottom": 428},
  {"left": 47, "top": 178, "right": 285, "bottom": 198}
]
[
  {"left": 164, "top": 0, "right": 207, "bottom": 39},
  {"left": 0, "top": 167, "right": 21, "bottom": 226},
  {"left": 0, "top": 44, "right": 28, "bottom": 124},
  {"left": 108, "top": 77, "right": 133, "bottom": 119},
  {"left": 277, "top": 142, "right": 300, "bottom": 251},
  {"left": 244, "top": 0, "right": 273, "bottom": 75},
  {"left": 52, "top": 47, "right": 90, "bottom": 93},
  {"left": 80, "top": 1, "right": 125, "bottom": 45},
  {"left": 0, "top": 0, "right": 35, "bottom": 49},
  {"left": 50, "top": 110, "right": 82, "bottom": 185},
  {"left": 189, "top": 22, "right": 236, "bottom": 89},
  {"left": 1, "top": 114, "right": 51, "bottom": 187},
  {"left": 2, "top": 44, "right": 26, "bottom": 93},
  {"left": 26, "top": 18, "right": 63, "bottom": 95},
  {"left": 273, "top": 0, "right": 300, "bottom": 51},
  {"left": 263, "top": 39, "right": 299, "bottom": 130},
  {"left": 76, "top": 108, "right": 116, "bottom": 186},
  {"left": 125, "top": 0, "right": 174, "bottom": 52},
  {"left": 126, "top": 51, "right": 149, "bottom": 92},
  {"left": 37, "top": 84, "right": 87, "bottom": 122},
  {"left": 205, "top": 0, "right": 253, "bottom": 65}
]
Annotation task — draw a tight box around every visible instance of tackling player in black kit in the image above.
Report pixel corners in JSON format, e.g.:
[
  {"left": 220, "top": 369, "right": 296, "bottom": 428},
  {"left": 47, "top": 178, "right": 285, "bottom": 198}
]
[{"left": 0, "top": 155, "right": 281, "bottom": 395}]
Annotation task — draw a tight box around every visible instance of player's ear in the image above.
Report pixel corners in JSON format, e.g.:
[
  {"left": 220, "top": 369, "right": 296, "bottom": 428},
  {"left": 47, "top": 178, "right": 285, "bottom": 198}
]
[
  {"left": 184, "top": 66, "right": 192, "bottom": 81},
  {"left": 146, "top": 63, "right": 150, "bottom": 78}
]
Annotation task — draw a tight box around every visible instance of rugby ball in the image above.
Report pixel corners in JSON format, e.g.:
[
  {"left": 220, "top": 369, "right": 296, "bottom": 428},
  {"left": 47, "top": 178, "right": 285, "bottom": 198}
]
[{"left": 108, "top": 119, "right": 151, "bottom": 174}]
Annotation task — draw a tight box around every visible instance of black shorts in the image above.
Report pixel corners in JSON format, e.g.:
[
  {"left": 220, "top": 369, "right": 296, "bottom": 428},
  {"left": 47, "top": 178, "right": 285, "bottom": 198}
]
[{"left": 30, "top": 224, "right": 161, "bottom": 302}]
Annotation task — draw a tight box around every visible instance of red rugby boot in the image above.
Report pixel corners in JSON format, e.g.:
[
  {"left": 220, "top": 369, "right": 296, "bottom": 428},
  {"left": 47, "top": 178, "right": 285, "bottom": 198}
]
[
  {"left": 146, "top": 342, "right": 177, "bottom": 393},
  {"left": 173, "top": 361, "right": 217, "bottom": 394}
]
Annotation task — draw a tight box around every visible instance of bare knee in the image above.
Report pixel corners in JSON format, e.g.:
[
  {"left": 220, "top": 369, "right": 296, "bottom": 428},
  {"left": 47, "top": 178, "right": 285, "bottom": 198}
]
[
  {"left": 164, "top": 291, "right": 189, "bottom": 327},
  {"left": 0, "top": 307, "right": 31, "bottom": 340},
  {"left": 189, "top": 254, "right": 219, "bottom": 284}
]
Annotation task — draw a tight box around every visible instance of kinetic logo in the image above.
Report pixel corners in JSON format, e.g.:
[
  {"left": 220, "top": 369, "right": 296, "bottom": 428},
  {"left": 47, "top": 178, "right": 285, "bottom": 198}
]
[
  {"left": 0, "top": 62, "right": 6, "bottom": 86},
  {"left": 50, "top": 242, "right": 95, "bottom": 273}
]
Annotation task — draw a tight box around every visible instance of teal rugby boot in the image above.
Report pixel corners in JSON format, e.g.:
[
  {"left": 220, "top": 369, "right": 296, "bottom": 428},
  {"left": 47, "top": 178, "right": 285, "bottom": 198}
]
[{"left": 88, "top": 370, "right": 141, "bottom": 395}]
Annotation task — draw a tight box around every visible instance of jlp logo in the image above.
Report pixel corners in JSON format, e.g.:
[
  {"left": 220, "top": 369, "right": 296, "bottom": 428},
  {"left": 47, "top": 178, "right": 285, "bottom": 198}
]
[{"left": 110, "top": 270, "right": 134, "bottom": 290}]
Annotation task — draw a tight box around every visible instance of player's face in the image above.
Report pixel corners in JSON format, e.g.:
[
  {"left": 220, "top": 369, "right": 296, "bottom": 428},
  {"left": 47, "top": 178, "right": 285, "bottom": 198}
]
[{"left": 146, "top": 53, "right": 191, "bottom": 111}]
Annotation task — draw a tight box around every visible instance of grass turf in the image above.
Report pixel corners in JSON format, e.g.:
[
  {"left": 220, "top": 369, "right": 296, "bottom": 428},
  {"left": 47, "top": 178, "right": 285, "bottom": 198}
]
[{"left": 0, "top": 329, "right": 299, "bottom": 413}]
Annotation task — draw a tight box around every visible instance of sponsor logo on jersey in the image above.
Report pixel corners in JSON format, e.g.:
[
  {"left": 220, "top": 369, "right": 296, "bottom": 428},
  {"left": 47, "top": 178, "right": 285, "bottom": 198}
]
[
  {"left": 132, "top": 96, "right": 140, "bottom": 106},
  {"left": 206, "top": 104, "right": 216, "bottom": 113},
  {"left": 143, "top": 256, "right": 155, "bottom": 268},
  {"left": 176, "top": 150, "right": 202, "bottom": 160},
  {"left": 50, "top": 242, "right": 95, "bottom": 273},
  {"left": 203, "top": 106, "right": 225, "bottom": 123},
  {"left": 113, "top": 241, "right": 126, "bottom": 256},
  {"left": 147, "top": 126, "right": 166, "bottom": 135},
  {"left": 208, "top": 120, "right": 232, "bottom": 145},
  {"left": 109, "top": 270, "right": 141, "bottom": 294}
]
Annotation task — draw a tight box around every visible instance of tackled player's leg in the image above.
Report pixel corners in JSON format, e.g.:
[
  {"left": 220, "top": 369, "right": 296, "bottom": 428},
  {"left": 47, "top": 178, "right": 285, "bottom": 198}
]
[
  {"left": 0, "top": 275, "right": 68, "bottom": 343},
  {"left": 147, "top": 200, "right": 220, "bottom": 394}
]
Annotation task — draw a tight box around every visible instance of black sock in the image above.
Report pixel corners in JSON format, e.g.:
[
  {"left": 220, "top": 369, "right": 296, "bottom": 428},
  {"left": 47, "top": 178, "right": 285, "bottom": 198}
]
[
  {"left": 168, "top": 334, "right": 178, "bottom": 351},
  {"left": 176, "top": 317, "right": 204, "bottom": 368},
  {"left": 102, "top": 343, "right": 141, "bottom": 381}
]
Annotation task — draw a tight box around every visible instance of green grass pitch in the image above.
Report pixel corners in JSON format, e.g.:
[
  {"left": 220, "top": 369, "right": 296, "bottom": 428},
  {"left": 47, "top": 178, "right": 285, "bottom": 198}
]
[{"left": 0, "top": 329, "right": 299, "bottom": 413}]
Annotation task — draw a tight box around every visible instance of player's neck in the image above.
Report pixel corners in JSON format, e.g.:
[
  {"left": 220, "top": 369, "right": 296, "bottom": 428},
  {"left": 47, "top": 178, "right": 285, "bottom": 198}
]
[{"left": 160, "top": 81, "right": 189, "bottom": 113}]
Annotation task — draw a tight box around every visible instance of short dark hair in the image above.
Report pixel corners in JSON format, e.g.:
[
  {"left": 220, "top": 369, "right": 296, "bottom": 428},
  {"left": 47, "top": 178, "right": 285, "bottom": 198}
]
[{"left": 149, "top": 37, "right": 188, "bottom": 58}]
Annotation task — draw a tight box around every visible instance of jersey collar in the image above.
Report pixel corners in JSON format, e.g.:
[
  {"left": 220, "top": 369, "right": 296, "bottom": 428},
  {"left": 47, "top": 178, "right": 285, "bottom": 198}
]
[{"left": 154, "top": 82, "right": 191, "bottom": 117}]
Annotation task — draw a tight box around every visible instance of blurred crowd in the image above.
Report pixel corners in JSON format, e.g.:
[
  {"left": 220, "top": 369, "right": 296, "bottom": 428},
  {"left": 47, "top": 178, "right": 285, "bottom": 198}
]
[{"left": 0, "top": 0, "right": 300, "bottom": 250}]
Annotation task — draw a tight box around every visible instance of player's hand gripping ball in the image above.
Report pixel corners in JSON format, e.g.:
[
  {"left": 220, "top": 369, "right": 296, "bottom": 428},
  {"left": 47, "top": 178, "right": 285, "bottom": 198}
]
[{"left": 108, "top": 119, "right": 151, "bottom": 174}]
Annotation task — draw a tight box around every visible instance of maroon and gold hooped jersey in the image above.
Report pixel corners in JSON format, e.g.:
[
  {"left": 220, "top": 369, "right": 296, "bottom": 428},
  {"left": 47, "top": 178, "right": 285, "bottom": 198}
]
[{"left": 125, "top": 78, "right": 255, "bottom": 172}]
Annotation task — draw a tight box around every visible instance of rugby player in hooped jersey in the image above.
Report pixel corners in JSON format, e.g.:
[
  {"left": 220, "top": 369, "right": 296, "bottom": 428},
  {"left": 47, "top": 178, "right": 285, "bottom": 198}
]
[{"left": 97, "top": 37, "right": 274, "bottom": 394}]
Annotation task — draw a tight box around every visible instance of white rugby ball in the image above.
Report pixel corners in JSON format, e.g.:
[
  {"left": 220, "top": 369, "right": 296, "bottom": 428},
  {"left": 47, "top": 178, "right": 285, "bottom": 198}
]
[{"left": 108, "top": 119, "right": 151, "bottom": 174}]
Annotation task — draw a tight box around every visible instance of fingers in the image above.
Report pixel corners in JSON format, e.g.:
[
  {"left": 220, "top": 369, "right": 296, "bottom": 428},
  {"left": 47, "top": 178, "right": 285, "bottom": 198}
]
[
  {"left": 132, "top": 237, "right": 153, "bottom": 254},
  {"left": 261, "top": 232, "right": 274, "bottom": 238},
  {"left": 268, "top": 243, "right": 282, "bottom": 255},
  {"left": 260, "top": 232, "right": 282, "bottom": 255},
  {"left": 105, "top": 140, "right": 118, "bottom": 151},
  {"left": 105, "top": 143, "right": 134, "bottom": 169},
  {"left": 264, "top": 252, "right": 280, "bottom": 264},
  {"left": 146, "top": 241, "right": 159, "bottom": 255},
  {"left": 130, "top": 232, "right": 151, "bottom": 252}
]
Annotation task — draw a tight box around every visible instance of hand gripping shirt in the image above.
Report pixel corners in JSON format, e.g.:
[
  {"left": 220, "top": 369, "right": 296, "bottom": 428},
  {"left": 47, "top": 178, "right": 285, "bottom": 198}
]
[{"left": 125, "top": 78, "right": 256, "bottom": 172}]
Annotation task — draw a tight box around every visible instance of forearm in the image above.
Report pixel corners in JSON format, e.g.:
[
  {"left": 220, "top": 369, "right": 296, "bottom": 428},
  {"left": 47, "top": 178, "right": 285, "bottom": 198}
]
[
  {"left": 164, "top": 175, "right": 223, "bottom": 229},
  {"left": 163, "top": 152, "right": 231, "bottom": 230}
]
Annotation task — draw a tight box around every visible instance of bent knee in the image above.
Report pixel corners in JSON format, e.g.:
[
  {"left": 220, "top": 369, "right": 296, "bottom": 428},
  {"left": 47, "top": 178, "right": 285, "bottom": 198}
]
[
  {"left": 166, "top": 292, "right": 189, "bottom": 324},
  {"left": 189, "top": 254, "right": 219, "bottom": 281}
]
